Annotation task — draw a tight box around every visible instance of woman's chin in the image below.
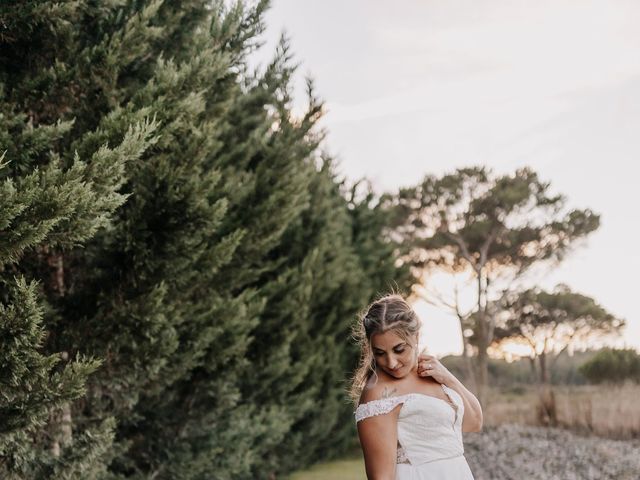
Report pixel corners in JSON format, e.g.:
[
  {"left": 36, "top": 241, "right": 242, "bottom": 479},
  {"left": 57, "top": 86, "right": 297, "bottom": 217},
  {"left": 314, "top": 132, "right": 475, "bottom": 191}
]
[{"left": 388, "top": 367, "right": 404, "bottom": 377}]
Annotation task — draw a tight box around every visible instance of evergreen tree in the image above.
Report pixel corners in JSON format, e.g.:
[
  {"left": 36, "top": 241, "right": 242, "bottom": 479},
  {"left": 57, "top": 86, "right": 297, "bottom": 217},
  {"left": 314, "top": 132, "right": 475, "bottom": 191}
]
[
  {"left": 0, "top": 2, "right": 160, "bottom": 475},
  {"left": 124, "top": 34, "right": 328, "bottom": 479},
  {"left": 240, "top": 153, "right": 362, "bottom": 477},
  {"left": 2, "top": 1, "right": 415, "bottom": 478},
  {"left": 1, "top": 1, "right": 267, "bottom": 477},
  {"left": 346, "top": 180, "right": 415, "bottom": 297}
]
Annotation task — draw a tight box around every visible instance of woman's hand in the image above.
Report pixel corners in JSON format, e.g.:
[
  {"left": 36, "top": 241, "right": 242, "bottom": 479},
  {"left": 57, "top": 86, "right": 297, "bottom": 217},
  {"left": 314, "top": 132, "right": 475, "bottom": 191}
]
[
  {"left": 417, "top": 354, "right": 454, "bottom": 385},
  {"left": 417, "top": 353, "right": 484, "bottom": 432}
]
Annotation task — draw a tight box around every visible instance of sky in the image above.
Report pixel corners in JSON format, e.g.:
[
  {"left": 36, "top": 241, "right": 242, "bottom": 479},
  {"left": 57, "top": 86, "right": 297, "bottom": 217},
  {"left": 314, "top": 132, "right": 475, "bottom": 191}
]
[{"left": 250, "top": 0, "right": 640, "bottom": 357}]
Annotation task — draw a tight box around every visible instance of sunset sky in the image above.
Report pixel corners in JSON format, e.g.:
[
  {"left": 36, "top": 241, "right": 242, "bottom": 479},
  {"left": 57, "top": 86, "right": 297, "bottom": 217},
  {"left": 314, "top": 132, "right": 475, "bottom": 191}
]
[{"left": 251, "top": 0, "right": 640, "bottom": 357}]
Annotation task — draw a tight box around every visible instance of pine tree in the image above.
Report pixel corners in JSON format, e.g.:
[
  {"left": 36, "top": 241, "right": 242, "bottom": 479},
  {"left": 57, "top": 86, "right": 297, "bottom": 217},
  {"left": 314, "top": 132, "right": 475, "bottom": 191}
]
[
  {"left": 269, "top": 157, "right": 374, "bottom": 473},
  {"left": 2, "top": 1, "right": 415, "bottom": 478},
  {"left": 0, "top": 2, "right": 160, "bottom": 475},
  {"left": 1, "top": 0, "right": 254, "bottom": 477},
  {"left": 346, "top": 180, "right": 415, "bottom": 297},
  {"left": 236, "top": 150, "right": 418, "bottom": 478},
  {"left": 390, "top": 166, "right": 599, "bottom": 403}
]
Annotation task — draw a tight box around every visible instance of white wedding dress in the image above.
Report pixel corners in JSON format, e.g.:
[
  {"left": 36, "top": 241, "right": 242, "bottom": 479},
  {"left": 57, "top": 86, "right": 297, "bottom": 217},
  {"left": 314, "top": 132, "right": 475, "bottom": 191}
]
[{"left": 354, "top": 383, "right": 475, "bottom": 479}]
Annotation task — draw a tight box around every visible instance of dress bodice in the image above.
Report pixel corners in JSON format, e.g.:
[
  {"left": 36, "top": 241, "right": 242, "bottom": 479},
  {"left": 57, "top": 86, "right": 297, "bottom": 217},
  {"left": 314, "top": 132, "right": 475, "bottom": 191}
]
[{"left": 354, "top": 384, "right": 465, "bottom": 466}]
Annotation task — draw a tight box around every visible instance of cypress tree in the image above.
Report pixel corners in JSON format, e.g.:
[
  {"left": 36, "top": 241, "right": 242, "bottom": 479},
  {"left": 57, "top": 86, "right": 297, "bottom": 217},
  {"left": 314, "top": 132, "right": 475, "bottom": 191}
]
[
  {"left": 1, "top": 1, "right": 267, "bottom": 477},
  {"left": 239, "top": 156, "right": 418, "bottom": 477},
  {"left": 1, "top": 1, "right": 416, "bottom": 478},
  {"left": 119, "top": 33, "right": 327, "bottom": 479},
  {"left": 0, "top": 2, "right": 160, "bottom": 475}
]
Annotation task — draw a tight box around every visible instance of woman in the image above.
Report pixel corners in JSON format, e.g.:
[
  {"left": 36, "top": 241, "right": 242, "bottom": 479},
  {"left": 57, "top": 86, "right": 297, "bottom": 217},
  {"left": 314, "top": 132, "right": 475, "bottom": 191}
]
[{"left": 349, "top": 293, "right": 483, "bottom": 479}]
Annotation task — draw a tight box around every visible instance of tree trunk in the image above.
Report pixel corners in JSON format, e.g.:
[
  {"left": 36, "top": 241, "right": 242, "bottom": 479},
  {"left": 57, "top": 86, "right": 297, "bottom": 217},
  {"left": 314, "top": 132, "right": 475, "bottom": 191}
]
[
  {"left": 528, "top": 356, "right": 537, "bottom": 381},
  {"left": 473, "top": 272, "right": 491, "bottom": 406},
  {"left": 458, "top": 315, "right": 478, "bottom": 394},
  {"left": 45, "top": 249, "right": 73, "bottom": 457},
  {"left": 536, "top": 353, "right": 557, "bottom": 426},
  {"left": 50, "top": 392, "right": 73, "bottom": 457},
  {"left": 539, "top": 351, "right": 549, "bottom": 384},
  {"left": 475, "top": 334, "right": 489, "bottom": 406},
  {"left": 462, "top": 340, "right": 477, "bottom": 394}
]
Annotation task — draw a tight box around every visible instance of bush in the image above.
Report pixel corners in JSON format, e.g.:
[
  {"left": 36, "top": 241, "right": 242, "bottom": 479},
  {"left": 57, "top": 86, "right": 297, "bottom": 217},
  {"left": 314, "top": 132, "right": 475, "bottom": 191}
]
[{"left": 579, "top": 348, "right": 640, "bottom": 384}]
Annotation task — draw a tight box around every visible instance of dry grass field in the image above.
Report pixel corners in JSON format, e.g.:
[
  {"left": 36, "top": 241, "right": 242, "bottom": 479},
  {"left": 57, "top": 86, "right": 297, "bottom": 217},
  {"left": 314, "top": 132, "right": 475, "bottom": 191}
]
[{"left": 484, "top": 381, "right": 640, "bottom": 439}]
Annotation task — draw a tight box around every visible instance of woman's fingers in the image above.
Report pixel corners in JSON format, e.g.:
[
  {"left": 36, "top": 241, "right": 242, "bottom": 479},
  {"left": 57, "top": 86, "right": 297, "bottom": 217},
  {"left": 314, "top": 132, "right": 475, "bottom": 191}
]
[
  {"left": 418, "top": 353, "right": 434, "bottom": 361},
  {"left": 418, "top": 360, "right": 434, "bottom": 375},
  {"left": 417, "top": 357, "right": 440, "bottom": 377},
  {"left": 419, "top": 359, "right": 436, "bottom": 368}
]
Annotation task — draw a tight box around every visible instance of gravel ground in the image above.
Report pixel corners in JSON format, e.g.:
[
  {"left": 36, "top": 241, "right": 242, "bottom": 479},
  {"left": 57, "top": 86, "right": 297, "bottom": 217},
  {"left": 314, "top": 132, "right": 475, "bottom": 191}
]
[{"left": 463, "top": 424, "right": 640, "bottom": 480}]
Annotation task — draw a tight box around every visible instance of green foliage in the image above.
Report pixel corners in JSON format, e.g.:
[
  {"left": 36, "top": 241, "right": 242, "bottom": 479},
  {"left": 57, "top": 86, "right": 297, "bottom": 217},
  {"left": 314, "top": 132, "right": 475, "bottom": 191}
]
[
  {"left": 1, "top": 1, "right": 412, "bottom": 478},
  {"left": 492, "top": 285, "right": 625, "bottom": 384},
  {"left": 388, "top": 165, "right": 600, "bottom": 400},
  {"left": 391, "top": 166, "right": 600, "bottom": 274},
  {"left": 0, "top": 278, "right": 109, "bottom": 478},
  {"left": 496, "top": 285, "right": 624, "bottom": 340},
  {"left": 442, "top": 349, "right": 599, "bottom": 387},
  {"left": 579, "top": 348, "right": 640, "bottom": 384},
  {"left": 346, "top": 180, "right": 414, "bottom": 296}
]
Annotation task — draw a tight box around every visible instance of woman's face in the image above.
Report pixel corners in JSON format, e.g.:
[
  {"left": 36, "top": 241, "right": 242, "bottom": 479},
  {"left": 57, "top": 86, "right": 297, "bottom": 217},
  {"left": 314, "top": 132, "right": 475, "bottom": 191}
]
[{"left": 371, "top": 330, "right": 417, "bottom": 379}]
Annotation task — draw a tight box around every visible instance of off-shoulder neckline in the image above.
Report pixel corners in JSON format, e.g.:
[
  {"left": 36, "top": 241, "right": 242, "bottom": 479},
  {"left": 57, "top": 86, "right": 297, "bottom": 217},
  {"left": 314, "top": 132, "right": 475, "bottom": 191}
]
[{"left": 356, "top": 383, "right": 458, "bottom": 412}]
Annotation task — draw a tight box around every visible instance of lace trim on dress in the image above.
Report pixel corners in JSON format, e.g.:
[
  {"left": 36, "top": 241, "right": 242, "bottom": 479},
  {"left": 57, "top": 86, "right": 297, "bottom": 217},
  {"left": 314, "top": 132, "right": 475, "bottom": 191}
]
[
  {"left": 354, "top": 385, "right": 461, "bottom": 423},
  {"left": 354, "top": 395, "right": 409, "bottom": 423},
  {"left": 396, "top": 444, "right": 411, "bottom": 464},
  {"left": 442, "top": 384, "right": 464, "bottom": 425},
  {"left": 441, "top": 385, "right": 461, "bottom": 425}
]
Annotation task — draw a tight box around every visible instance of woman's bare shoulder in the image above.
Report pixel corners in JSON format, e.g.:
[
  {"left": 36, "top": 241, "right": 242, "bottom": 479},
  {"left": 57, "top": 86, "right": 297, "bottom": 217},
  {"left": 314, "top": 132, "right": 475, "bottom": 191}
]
[{"left": 359, "top": 378, "right": 403, "bottom": 406}]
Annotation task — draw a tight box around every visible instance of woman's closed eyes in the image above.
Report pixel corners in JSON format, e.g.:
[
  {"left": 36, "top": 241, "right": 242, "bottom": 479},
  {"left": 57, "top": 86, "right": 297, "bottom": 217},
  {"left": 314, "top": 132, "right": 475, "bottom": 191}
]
[{"left": 374, "top": 346, "right": 406, "bottom": 355}]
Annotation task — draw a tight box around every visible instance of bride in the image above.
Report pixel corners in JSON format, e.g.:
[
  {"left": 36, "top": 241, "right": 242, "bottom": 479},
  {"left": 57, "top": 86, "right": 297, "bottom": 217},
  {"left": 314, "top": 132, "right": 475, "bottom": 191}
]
[{"left": 349, "top": 293, "right": 483, "bottom": 479}]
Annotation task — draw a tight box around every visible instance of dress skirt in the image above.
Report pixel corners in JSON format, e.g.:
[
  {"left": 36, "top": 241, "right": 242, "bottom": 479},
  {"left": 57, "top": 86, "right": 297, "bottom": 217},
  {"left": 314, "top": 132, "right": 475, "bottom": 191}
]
[{"left": 395, "top": 454, "right": 475, "bottom": 480}]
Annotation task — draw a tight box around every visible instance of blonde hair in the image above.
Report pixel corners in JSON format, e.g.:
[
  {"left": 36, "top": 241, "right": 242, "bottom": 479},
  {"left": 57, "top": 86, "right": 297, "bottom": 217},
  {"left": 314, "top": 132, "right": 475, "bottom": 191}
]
[{"left": 347, "top": 290, "right": 421, "bottom": 406}]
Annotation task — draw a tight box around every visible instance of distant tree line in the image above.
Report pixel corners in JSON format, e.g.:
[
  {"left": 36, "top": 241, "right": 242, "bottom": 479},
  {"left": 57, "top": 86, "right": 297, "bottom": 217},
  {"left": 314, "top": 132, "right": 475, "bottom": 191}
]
[
  {"left": 579, "top": 348, "right": 640, "bottom": 384},
  {"left": 443, "top": 347, "right": 640, "bottom": 388}
]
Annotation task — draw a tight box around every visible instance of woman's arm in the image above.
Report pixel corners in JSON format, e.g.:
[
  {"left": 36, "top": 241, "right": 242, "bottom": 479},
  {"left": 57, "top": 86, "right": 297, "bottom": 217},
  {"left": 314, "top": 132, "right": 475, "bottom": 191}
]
[
  {"left": 443, "top": 374, "right": 483, "bottom": 433},
  {"left": 357, "top": 411, "right": 399, "bottom": 480},
  {"left": 417, "top": 354, "right": 483, "bottom": 433},
  {"left": 356, "top": 386, "right": 401, "bottom": 480}
]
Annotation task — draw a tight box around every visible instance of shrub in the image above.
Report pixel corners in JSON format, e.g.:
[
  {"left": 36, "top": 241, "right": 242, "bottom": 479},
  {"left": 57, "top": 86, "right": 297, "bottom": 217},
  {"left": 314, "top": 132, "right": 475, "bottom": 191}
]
[{"left": 579, "top": 348, "right": 640, "bottom": 384}]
